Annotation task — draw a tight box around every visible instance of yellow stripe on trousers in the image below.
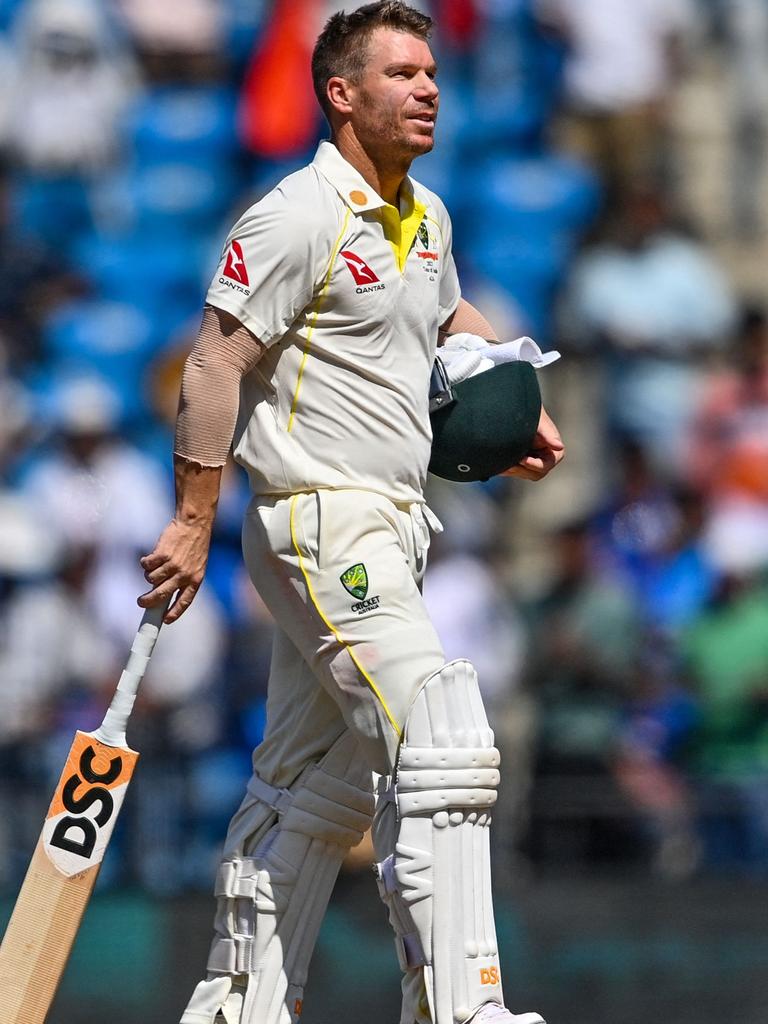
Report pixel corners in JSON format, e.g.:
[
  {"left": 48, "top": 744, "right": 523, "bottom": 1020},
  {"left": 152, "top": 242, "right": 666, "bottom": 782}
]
[{"left": 288, "top": 494, "right": 403, "bottom": 739}]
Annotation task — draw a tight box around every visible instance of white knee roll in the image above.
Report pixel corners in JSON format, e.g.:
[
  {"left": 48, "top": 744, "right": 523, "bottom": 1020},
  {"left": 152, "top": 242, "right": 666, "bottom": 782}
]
[
  {"left": 181, "top": 731, "right": 374, "bottom": 1024},
  {"left": 376, "top": 660, "right": 504, "bottom": 1024}
]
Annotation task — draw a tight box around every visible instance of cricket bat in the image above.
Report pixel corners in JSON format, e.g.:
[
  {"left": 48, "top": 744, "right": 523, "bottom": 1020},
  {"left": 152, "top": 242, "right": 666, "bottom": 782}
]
[{"left": 0, "top": 603, "right": 168, "bottom": 1023}]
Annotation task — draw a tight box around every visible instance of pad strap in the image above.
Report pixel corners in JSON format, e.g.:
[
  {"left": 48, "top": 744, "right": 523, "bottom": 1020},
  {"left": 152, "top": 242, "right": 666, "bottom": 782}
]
[{"left": 246, "top": 773, "right": 294, "bottom": 814}]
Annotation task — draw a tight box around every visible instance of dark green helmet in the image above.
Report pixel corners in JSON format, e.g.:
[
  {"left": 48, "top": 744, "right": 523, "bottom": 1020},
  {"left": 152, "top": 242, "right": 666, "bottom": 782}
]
[{"left": 428, "top": 359, "right": 541, "bottom": 482}]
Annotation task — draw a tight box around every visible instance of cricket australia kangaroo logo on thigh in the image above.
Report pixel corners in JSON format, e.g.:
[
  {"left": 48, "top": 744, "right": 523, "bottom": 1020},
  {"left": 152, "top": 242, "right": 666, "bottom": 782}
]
[{"left": 340, "top": 563, "right": 380, "bottom": 615}]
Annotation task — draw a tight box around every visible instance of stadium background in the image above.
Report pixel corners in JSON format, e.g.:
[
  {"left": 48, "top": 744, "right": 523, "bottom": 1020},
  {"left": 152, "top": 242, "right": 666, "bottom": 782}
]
[{"left": 1, "top": 0, "right": 768, "bottom": 1021}]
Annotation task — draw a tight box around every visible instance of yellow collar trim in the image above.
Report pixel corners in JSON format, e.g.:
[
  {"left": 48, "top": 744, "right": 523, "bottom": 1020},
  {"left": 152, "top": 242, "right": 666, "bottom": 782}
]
[{"left": 379, "top": 192, "right": 428, "bottom": 273}]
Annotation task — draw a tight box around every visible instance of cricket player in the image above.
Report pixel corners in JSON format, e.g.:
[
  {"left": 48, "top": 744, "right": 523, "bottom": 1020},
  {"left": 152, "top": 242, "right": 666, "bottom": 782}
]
[{"left": 139, "top": 4, "right": 564, "bottom": 1023}]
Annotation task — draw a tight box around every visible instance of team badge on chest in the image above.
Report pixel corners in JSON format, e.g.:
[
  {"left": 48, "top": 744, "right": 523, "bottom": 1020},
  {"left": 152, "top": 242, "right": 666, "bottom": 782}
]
[{"left": 415, "top": 219, "right": 439, "bottom": 280}]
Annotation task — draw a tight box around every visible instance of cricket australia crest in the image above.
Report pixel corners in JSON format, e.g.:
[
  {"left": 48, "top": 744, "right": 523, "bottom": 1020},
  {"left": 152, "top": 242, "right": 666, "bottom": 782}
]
[
  {"left": 340, "top": 563, "right": 380, "bottom": 614},
  {"left": 340, "top": 563, "right": 368, "bottom": 600}
]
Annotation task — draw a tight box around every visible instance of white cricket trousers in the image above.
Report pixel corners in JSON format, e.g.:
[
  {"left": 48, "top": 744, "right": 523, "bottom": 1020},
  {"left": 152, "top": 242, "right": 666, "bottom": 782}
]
[
  {"left": 182, "top": 489, "right": 481, "bottom": 1024},
  {"left": 242, "top": 489, "right": 444, "bottom": 1023},
  {"left": 242, "top": 488, "right": 445, "bottom": 783}
]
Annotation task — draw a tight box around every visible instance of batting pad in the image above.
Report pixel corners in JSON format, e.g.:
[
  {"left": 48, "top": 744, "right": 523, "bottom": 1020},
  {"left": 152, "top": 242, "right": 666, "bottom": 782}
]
[
  {"left": 181, "top": 731, "right": 374, "bottom": 1024},
  {"left": 377, "top": 660, "right": 504, "bottom": 1024}
]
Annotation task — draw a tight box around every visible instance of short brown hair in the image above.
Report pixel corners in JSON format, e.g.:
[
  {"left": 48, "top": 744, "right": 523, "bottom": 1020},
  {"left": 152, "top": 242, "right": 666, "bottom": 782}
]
[{"left": 311, "top": 2, "right": 433, "bottom": 118}]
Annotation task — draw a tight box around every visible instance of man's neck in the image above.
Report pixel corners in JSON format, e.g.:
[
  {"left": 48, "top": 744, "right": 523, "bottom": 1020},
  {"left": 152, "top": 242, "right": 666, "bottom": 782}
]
[{"left": 331, "top": 129, "right": 409, "bottom": 207}]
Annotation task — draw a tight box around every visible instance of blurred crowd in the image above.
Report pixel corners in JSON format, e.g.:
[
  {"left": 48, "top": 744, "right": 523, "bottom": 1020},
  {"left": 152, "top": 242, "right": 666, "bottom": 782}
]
[{"left": 1, "top": 0, "right": 768, "bottom": 896}]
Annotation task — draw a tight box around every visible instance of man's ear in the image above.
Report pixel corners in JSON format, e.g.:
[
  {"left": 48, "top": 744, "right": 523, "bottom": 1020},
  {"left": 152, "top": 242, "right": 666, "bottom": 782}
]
[{"left": 326, "top": 76, "right": 355, "bottom": 116}]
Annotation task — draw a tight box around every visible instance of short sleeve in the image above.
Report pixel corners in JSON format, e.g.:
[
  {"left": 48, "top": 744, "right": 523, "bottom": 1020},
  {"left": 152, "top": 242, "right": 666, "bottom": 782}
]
[
  {"left": 434, "top": 199, "right": 461, "bottom": 323},
  {"left": 439, "top": 252, "right": 461, "bottom": 324},
  {"left": 206, "top": 177, "right": 335, "bottom": 347}
]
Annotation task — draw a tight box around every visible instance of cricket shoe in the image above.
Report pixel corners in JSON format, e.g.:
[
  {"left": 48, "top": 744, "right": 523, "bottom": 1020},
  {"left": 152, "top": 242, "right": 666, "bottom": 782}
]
[{"left": 469, "top": 1004, "right": 546, "bottom": 1024}]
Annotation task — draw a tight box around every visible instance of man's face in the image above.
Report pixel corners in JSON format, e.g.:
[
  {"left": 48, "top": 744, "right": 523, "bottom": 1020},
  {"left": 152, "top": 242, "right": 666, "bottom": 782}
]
[{"left": 350, "top": 27, "right": 439, "bottom": 160}]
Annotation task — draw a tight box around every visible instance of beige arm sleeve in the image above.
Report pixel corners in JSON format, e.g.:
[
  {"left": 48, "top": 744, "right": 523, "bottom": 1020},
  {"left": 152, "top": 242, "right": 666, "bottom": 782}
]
[
  {"left": 174, "top": 304, "right": 265, "bottom": 467},
  {"left": 438, "top": 297, "right": 499, "bottom": 343}
]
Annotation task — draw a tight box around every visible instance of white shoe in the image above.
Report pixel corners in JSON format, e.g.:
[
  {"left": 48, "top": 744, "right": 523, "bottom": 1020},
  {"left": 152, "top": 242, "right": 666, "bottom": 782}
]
[{"left": 470, "top": 1004, "right": 546, "bottom": 1024}]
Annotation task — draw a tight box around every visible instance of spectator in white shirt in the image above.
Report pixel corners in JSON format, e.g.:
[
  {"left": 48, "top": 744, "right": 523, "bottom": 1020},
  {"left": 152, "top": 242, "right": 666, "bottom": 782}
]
[{"left": 536, "top": 0, "right": 696, "bottom": 201}]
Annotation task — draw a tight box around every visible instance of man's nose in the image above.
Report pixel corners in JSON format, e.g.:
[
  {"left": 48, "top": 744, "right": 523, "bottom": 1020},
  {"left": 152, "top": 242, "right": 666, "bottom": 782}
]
[{"left": 414, "top": 72, "right": 438, "bottom": 101}]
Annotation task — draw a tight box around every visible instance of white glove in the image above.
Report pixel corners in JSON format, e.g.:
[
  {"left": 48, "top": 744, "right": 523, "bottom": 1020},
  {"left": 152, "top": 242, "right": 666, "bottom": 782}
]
[
  {"left": 485, "top": 336, "right": 561, "bottom": 368},
  {"left": 439, "top": 332, "right": 560, "bottom": 386}
]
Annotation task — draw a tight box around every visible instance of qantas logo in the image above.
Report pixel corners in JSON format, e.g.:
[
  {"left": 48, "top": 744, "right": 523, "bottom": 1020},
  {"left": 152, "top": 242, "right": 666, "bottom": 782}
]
[
  {"left": 341, "top": 250, "right": 380, "bottom": 286},
  {"left": 223, "top": 240, "right": 250, "bottom": 286}
]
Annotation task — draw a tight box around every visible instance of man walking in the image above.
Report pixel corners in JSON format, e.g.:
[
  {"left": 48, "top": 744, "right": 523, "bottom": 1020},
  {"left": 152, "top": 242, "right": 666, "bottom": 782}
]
[{"left": 139, "top": 4, "right": 563, "bottom": 1023}]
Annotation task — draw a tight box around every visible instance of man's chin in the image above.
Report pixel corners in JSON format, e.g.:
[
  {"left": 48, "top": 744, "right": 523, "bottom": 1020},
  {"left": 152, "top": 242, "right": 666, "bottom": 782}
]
[{"left": 406, "top": 133, "right": 435, "bottom": 157}]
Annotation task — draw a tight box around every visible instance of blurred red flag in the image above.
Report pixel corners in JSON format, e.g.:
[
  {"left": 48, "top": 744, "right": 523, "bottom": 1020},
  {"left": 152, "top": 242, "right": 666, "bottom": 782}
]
[
  {"left": 435, "top": 0, "right": 481, "bottom": 47},
  {"left": 238, "top": 0, "right": 323, "bottom": 158}
]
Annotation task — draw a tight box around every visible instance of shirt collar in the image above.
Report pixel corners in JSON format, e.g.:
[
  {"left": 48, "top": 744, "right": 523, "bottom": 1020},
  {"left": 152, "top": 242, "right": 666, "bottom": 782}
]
[{"left": 312, "top": 140, "right": 416, "bottom": 215}]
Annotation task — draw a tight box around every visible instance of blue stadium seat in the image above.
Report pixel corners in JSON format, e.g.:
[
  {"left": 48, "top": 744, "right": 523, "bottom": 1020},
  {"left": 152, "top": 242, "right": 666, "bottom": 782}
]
[
  {"left": 459, "top": 86, "right": 553, "bottom": 152},
  {"left": 220, "top": 0, "right": 270, "bottom": 68},
  {"left": 70, "top": 230, "right": 210, "bottom": 311},
  {"left": 459, "top": 0, "right": 565, "bottom": 151},
  {"left": 0, "top": 0, "right": 26, "bottom": 32},
  {"left": 92, "top": 162, "right": 240, "bottom": 239},
  {"left": 462, "top": 230, "right": 570, "bottom": 341},
  {"left": 469, "top": 152, "right": 601, "bottom": 236},
  {"left": 11, "top": 175, "right": 93, "bottom": 256},
  {"left": 456, "top": 154, "right": 600, "bottom": 340},
  {"left": 42, "top": 299, "right": 161, "bottom": 416},
  {"left": 124, "top": 87, "right": 240, "bottom": 167}
]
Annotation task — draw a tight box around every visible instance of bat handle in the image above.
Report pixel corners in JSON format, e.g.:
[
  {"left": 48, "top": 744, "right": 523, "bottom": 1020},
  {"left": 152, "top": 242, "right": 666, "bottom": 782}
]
[{"left": 92, "top": 601, "right": 171, "bottom": 748}]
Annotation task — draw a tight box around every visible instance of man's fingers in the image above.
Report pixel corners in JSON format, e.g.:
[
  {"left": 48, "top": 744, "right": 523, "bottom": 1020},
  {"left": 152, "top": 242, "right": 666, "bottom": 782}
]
[
  {"left": 502, "top": 446, "right": 559, "bottom": 480},
  {"left": 502, "top": 464, "right": 541, "bottom": 480},
  {"left": 533, "top": 431, "right": 564, "bottom": 452},
  {"left": 138, "top": 579, "right": 182, "bottom": 608},
  {"left": 140, "top": 551, "right": 167, "bottom": 572},
  {"left": 521, "top": 450, "right": 556, "bottom": 473},
  {"left": 144, "top": 563, "right": 176, "bottom": 585},
  {"left": 165, "top": 585, "right": 199, "bottom": 623},
  {"left": 138, "top": 573, "right": 201, "bottom": 617}
]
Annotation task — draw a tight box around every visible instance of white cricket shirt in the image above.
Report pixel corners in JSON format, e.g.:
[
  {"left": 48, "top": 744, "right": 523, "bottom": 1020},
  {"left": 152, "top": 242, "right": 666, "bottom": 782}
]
[{"left": 205, "top": 141, "right": 461, "bottom": 503}]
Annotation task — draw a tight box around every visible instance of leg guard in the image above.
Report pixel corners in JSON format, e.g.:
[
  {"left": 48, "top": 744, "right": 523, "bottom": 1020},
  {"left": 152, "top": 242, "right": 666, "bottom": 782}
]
[
  {"left": 375, "top": 660, "right": 504, "bottom": 1024},
  {"left": 181, "top": 731, "right": 374, "bottom": 1024}
]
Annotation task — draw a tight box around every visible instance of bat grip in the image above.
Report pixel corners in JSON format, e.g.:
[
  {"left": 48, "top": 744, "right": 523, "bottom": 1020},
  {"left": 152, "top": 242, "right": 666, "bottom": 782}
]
[{"left": 93, "top": 602, "right": 170, "bottom": 747}]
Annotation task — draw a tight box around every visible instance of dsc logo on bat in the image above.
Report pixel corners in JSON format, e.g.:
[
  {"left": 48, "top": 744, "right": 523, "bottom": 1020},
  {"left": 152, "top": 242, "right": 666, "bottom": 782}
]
[{"left": 42, "top": 731, "right": 138, "bottom": 876}]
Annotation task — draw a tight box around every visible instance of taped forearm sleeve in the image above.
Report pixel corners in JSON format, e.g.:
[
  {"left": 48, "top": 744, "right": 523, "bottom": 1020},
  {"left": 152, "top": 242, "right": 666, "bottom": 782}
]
[{"left": 174, "top": 305, "right": 265, "bottom": 467}]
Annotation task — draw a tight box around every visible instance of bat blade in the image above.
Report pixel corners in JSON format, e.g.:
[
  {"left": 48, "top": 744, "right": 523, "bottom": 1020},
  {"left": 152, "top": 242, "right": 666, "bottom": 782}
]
[{"left": 0, "top": 730, "right": 138, "bottom": 1023}]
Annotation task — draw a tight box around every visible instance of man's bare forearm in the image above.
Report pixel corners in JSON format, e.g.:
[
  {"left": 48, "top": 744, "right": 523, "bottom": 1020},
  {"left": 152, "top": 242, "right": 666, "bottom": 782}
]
[
  {"left": 138, "top": 460, "right": 222, "bottom": 621},
  {"left": 173, "top": 457, "right": 223, "bottom": 529}
]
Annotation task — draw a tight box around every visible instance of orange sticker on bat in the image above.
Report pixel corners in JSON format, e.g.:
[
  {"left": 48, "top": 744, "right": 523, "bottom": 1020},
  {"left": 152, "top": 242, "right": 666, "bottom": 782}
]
[{"left": 42, "top": 732, "right": 138, "bottom": 877}]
